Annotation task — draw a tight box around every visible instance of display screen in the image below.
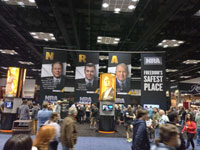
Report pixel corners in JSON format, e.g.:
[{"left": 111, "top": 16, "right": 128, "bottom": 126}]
[
  {"left": 143, "top": 104, "right": 159, "bottom": 109},
  {"left": 102, "top": 104, "right": 113, "bottom": 111},
  {"left": 4, "top": 101, "right": 13, "bottom": 109}
]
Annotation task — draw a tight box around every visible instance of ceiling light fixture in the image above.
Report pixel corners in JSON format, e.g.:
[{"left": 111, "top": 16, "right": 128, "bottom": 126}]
[
  {"left": 102, "top": 3, "right": 109, "bottom": 8},
  {"left": 97, "top": 36, "right": 120, "bottom": 45},
  {"left": 158, "top": 39, "right": 184, "bottom": 48},
  {"left": 1, "top": 67, "right": 8, "bottom": 69},
  {"left": 30, "top": 32, "right": 56, "bottom": 41},
  {"left": 183, "top": 60, "right": 200, "bottom": 64},
  {"left": 28, "top": 0, "right": 35, "bottom": 3},
  {"left": 19, "top": 61, "right": 34, "bottom": 65},
  {"left": 17, "top": 2, "right": 25, "bottom": 7},
  {"left": 128, "top": 5, "right": 136, "bottom": 10},
  {"left": 0, "top": 49, "right": 18, "bottom": 55},
  {"left": 114, "top": 8, "right": 120, "bottom": 12},
  {"left": 163, "top": 45, "right": 168, "bottom": 48}
]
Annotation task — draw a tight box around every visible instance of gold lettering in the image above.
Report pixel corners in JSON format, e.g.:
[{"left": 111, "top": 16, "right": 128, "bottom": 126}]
[
  {"left": 45, "top": 52, "right": 54, "bottom": 60},
  {"left": 111, "top": 56, "right": 118, "bottom": 64},
  {"left": 79, "top": 54, "right": 86, "bottom": 63}
]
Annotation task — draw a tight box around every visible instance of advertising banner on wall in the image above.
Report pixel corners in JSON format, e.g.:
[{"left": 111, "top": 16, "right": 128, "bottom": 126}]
[
  {"left": 75, "top": 52, "right": 99, "bottom": 104},
  {"left": 108, "top": 53, "right": 131, "bottom": 105},
  {"left": 5, "top": 67, "right": 20, "bottom": 97},
  {"left": 40, "top": 49, "right": 67, "bottom": 104},
  {"left": 108, "top": 53, "right": 131, "bottom": 93},
  {"left": 99, "top": 73, "right": 116, "bottom": 101},
  {"left": 141, "top": 53, "right": 166, "bottom": 109}
]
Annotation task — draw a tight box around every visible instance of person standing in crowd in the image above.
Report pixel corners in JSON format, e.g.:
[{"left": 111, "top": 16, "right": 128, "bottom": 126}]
[
  {"left": 37, "top": 101, "right": 52, "bottom": 131},
  {"left": 0, "top": 99, "right": 4, "bottom": 129},
  {"left": 125, "top": 105, "right": 135, "bottom": 142},
  {"left": 179, "top": 107, "right": 186, "bottom": 130},
  {"left": 147, "top": 106, "right": 154, "bottom": 119},
  {"left": 32, "top": 102, "right": 40, "bottom": 134},
  {"left": 195, "top": 108, "right": 200, "bottom": 146},
  {"left": 90, "top": 104, "right": 99, "bottom": 129},
  {"left": 3, "top": 134, "right": 33, "bottom": 150},
  {"left": 159, "top": 110, "right": 169, "bottom": 126},
  {"left": 61, "top": 107, "right": 78, "bottom": 150},
  {"left": 115, "top": 63, "right": 130, "bottom": 92},
  {"left": 182, "top": 113, "right": 197, "bottom": 150},
  {"left": 152, "top": 107, "right": 160, "bottom": 138},
  {"left": 151, "top": 124, "right": 181, "bottom": 150},
  {"left": 132, "top": 109, "right": 150, "bottom": 150},
  {"left": 44, "top": 112, "right": 60, "bottom": 150},
  {"left": 33, "top": 125, "right": 55, "bottom": 150},
  {"left": 18, "top": 100, "right": 30, "bottom": 120},
  {"left": 167, "top": 111, "right": 186, "bottom": 150}
]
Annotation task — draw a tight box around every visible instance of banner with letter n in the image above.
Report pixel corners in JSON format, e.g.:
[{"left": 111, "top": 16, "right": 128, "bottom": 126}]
[{"left": 141, "top": 53, "right": 166, "bottom": 110}]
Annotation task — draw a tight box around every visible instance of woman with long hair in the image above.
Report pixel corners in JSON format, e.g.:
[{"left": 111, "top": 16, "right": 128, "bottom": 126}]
[
  {"left": 44, "top": 112, "right": 60, "bottom": 150},
  {"left": 182, "top": 113, "right": 196, "bottom": 150},
  {"left": 33, "top": 125, "right": 55, "bottom": 150}
]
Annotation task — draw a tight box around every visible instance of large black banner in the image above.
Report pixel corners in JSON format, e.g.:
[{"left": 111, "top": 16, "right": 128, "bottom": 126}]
[
  {"left": 75, "top": 52, "right": 99, "bottom": 104},
  {"left": 40, "top": 49, "right": 68, "bottom": 104},
  {"left": 108, "top": 53, "right": 131, "bottom": 105},
  {"left": 141, "top": 53, "right": 166, "bottom": 110}
]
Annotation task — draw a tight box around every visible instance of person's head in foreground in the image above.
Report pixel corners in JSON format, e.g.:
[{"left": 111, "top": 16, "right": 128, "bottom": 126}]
[{"left": 3, "top": 134, "right": 32, "bottom": 150}]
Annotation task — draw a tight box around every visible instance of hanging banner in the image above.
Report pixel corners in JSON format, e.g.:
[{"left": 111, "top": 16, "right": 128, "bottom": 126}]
[
  {"left": 75, "top": 52, "right": 99, "bottom": 104},
  {"left": 108, "top": 53, "right": 131, "bottom": 93},
  {"left": 108, "top": 53, "right": 131, "bottom": 105},
  {"left": 141, "top": 53, "right": 166, "bottom": 109},
  {"left": 99, "top": 73, "right": 116, "bottom": 101},
  {"left": 40, "top": 49, "right": 67, "bottom": 104}
]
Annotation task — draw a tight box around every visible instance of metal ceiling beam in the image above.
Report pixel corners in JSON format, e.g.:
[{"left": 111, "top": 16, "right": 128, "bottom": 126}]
[
  {"left": 49, "top": 0, "right": 77, "bottom": 67},
  {"left": 0, "top": 15, "right": 42, "bottom": 60},
  {"left": 49, "top": 0, "right": 72, "bottom": 47},
  {"left": 134, "top": 0, "right": 186, "bottom": 50},
  {"left": 67, "top": 0, "right": 80, "bottom": 49}
]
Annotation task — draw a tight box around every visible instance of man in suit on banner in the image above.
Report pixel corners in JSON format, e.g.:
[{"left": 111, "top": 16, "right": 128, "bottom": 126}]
[
  {"left": 77, "top": 63, "right": 98, "bottom": 91},
  {"left": 51, "top": 61, "right": 67, "bottom": 90},
  {"left": 115, "top": 63, "right": 130, "bottom": 92},
  {"left": 101, "top": 76, "right": 115, "bottom": 100}
]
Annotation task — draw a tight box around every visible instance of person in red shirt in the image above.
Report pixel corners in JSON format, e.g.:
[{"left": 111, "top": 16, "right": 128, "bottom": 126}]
[{"left": 182, "top": 113, "right": 196, "bottom": 150}]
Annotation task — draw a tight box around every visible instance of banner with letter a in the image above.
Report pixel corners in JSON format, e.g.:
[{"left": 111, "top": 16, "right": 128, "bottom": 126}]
[
  {"left": 75, "top": 52, "right": 99, "bottom": 104},
  {"left": 108, "top": 53, "right": 131, "bottom": 105},
  {"left": 141, "top": 53, "right": 166, "bottom": 110}
]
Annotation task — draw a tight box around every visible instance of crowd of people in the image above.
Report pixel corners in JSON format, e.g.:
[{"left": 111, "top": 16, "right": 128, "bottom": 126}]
[{"left": 1, "top": 99, "right": 200, "bottom": 150}]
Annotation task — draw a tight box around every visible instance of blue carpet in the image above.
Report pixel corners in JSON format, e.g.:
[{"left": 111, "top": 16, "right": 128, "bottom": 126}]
[
  {"left": 0, "top": 134, "right": 132, "bottom": 150},
  {"left": 1, "top": 134, "right": 199, "bottom": 150}
]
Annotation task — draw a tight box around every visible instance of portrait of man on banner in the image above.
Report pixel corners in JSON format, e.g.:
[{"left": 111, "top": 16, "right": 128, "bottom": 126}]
[
  {"left": 99, "top": 73, "right": 116, "bottom": 101},
  {"left": 41, "top": 61, "right": 67, "bottom": 91},
  {"left": 115, "top": 63, "right": 131, "bottom": 92},
  {"left": 76, "top": 62, "right": 99, "bottom": 91}
]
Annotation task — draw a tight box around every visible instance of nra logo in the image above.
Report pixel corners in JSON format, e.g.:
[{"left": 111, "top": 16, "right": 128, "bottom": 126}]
[{"left": 144, "top": 57, "right": 162, "bottom": 65}]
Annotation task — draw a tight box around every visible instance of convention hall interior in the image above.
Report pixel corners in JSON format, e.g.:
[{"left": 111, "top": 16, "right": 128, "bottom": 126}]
[{"left": 0, "top": 0, "right": 200, "bottom": 150}]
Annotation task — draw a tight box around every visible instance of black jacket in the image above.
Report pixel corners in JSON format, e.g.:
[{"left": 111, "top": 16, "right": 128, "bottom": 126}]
[
  {"left": 132, "top": 119, "right": 150, "bottom": 150},
  {"left": 116, "top": 78, "right": 131, "bottom": 92}
]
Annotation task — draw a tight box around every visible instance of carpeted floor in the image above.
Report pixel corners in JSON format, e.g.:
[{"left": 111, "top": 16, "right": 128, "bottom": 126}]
[
  {"left": 0, "top": 134, "right": 131, "bottom": 150},
  {"left": 76, "top": 123, "right": 126, "bottom": 137}
]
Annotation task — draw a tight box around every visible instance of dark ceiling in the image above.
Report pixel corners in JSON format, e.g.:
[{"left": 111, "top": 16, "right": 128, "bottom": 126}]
[{"left": 0, "top": 0, "right": 200, "bottom": 83}]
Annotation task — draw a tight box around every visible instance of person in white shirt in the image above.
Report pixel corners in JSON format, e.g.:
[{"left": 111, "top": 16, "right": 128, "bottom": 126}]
[
  {"left": 44, "top": 112, "right": 60, "bottom": 150},
  {"left": 158, "top": 109, "right": 169, "bottom": 126}
]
